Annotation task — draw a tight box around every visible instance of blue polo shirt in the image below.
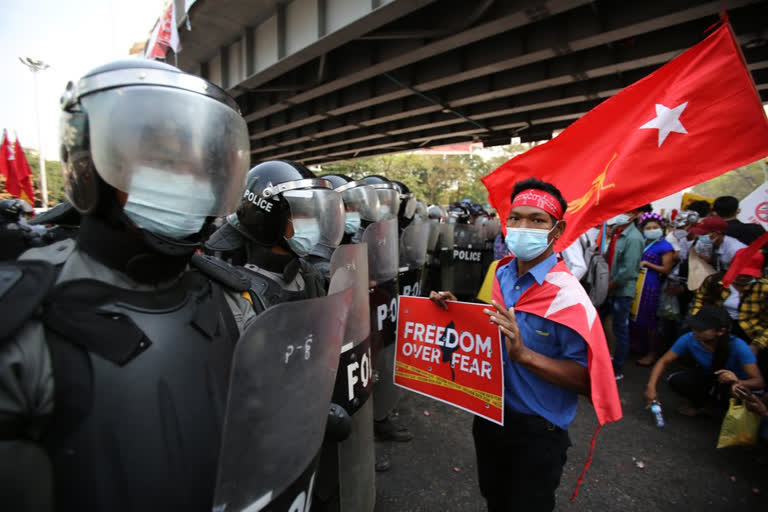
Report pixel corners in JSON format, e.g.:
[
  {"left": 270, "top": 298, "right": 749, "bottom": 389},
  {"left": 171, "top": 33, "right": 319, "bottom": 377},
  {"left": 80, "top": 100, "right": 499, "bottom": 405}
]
[
  {"left": 670, "top": 332, "right": 756, "bottom": 379},
  {"left": 496, "top": 254, "right": 588, "bottom": 430}
]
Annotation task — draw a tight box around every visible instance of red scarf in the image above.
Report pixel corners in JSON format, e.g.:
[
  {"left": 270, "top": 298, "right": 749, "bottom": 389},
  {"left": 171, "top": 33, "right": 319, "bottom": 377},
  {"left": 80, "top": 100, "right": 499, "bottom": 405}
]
[{"left": 492, "top": 256, "right": 622, "bottom": 500}]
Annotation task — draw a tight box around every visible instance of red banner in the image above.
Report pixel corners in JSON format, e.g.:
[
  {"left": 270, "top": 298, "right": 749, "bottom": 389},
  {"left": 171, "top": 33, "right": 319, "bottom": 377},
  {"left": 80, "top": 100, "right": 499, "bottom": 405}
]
[{"left": 395, "top": 296, "right": 504, "bottom": 425}]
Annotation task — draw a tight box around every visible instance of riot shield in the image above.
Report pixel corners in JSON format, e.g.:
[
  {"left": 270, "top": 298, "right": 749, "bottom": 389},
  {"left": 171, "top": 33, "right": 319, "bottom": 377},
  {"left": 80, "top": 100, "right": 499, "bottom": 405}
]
[
  {"left": 398, "top": 220, "right": 430, "bottom": 298},
  {"left": 361, "top": 218, "right": 401, "bottom": 421},
  {"left": 213, "top": 283, "right": 354, "bottom": 512},
  {"left": 313, "top": 243, "right": 375, "bottom": 512},
  {"left": 449, "top": 223, "right": 486, "bottom": 301},
  {"left": 434, "top": 223, "right": 455, "bottom": 293},
  {"left": 362, "top": 218, "right": 399, "bottom": 357}
]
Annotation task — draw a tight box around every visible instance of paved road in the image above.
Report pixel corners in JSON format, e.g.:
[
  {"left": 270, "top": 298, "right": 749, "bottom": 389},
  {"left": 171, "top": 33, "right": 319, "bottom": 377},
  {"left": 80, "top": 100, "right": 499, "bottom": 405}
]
[{"left": 374, "top": 360, "right": 768, "bottom": 511}]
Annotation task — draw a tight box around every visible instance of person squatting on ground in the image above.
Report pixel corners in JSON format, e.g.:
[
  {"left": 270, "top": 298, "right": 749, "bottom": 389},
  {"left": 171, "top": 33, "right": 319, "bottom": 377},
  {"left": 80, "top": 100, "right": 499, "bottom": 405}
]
[
  {"left": 430, "top": 177, "right": 619, "bottom": 512},
  {"left": 0, "top": 59, "right": 255, "bottom": 511},
  {"left": 644, "top": 305, "right": 764, "bottom": 418}
]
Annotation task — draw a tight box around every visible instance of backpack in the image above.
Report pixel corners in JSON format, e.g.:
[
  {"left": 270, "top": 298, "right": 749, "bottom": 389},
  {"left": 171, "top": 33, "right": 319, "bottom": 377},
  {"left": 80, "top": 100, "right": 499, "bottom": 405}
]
[{"left": 579, "top": 235, "right": 610, "bottom": 307}]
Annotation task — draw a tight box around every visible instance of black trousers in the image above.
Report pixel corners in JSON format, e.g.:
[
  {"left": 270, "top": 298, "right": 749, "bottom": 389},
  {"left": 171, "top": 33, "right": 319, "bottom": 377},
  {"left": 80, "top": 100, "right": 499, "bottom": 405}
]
[
  {"left": 667, "top": 367, "right": 730, "bottom": 408},
  {"left": 472, "top": 412, "right": 570, "bottom": 512}
]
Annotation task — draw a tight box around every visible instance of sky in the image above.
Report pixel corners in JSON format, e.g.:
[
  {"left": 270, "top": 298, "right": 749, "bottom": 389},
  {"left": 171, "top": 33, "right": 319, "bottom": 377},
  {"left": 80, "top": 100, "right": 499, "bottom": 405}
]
[{"left": 0, "top": 0, "right": 166, "bottom": 160}]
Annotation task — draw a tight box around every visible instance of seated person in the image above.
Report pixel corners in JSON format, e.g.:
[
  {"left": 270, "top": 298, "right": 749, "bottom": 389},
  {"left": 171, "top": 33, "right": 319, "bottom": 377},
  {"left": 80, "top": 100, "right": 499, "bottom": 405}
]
[{"left": 644, "top": 305, "right": 764, "bottom": 417}]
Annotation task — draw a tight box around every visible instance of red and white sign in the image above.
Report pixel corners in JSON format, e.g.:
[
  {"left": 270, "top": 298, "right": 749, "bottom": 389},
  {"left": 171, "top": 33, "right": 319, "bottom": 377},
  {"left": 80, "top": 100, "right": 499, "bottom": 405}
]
[
  {"left": 395, "top": 297, "right": 504, "bottom": 425},
  {"left": 738, "top": 181, "right": 768, "bottom": 228}
]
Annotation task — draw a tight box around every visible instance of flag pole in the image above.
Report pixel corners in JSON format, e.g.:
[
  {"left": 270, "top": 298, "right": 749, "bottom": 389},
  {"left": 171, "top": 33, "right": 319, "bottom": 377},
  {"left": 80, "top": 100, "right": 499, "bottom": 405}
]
[{"left": 19, "top": 57, "right": 50, "bottom": 208}]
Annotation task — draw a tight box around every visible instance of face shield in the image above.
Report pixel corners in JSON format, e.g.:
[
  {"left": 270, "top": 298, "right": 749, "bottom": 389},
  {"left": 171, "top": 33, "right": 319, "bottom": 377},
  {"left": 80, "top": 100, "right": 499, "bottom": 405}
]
[
  {"left": 401, "top": 196, "right": 417, "bottom": 219},
  {"left": 284, "top": 188, "right": 345, "bottom": 252},
  {"left": 77, "top": 83, "right": 249, "bottom": 220},
  {"left": 375, "top": 188, "right": 400, "bottom": 221},
  {"left": 339, "top": 184, "right": 381, "bottom": 222}
]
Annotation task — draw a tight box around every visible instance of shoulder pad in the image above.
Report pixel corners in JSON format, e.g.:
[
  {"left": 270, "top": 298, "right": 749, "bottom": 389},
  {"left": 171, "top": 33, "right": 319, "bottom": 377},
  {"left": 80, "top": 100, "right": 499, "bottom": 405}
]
[
  {"left": 190, "top": 252, "right": 251, "bottom": 292},
  {"left": 0, "top": 260, "right": 57, "bottom": 340},
  {"left": 20, "top": 238, "right": 76, "bottom": 266}
]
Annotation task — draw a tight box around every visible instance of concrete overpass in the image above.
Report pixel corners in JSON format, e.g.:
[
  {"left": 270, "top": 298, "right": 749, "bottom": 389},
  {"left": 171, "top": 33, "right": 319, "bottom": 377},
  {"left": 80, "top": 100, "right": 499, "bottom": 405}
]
[{"left": 171, "top": 0, "right": 768, "bottom": 165}]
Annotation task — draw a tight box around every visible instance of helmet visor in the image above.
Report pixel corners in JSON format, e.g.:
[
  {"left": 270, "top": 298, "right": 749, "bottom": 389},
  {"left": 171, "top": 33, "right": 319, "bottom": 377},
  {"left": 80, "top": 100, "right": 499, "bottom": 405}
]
[
  {"left": 284, "top": 189, "right": 345, "bottom": 248},
  {"left": 341, "top": 185, "right": 381, "bottom": 222},
  {"left": 82, "top": 86, "right": 249, "bottom": 217},
  {"left": 376, "top": 189, "right": 400, "bottom": 221},
  {"left": 402, "top": 196, "right": 417, "bottom": 219}
]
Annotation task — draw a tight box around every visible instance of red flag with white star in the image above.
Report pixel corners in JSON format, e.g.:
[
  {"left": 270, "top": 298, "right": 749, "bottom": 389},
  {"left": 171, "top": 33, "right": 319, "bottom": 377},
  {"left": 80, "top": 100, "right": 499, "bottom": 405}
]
[{"left": 482, "top": 20, "right": 768, "bottom": 250}]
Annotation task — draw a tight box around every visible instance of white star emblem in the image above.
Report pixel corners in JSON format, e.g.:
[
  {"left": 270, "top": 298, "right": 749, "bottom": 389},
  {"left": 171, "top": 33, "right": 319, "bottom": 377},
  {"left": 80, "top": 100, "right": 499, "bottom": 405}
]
[
  {"left": 639, "top": 102, "right": 688, "bottom": 147},
  {"left": 543, "top": 272, "right": 597, "bottom": 330}
]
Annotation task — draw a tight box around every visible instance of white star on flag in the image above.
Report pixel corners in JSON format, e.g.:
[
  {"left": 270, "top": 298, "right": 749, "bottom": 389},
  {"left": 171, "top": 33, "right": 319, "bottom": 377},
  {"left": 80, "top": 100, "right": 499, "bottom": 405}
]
[
  {"left": 543, "top": 272, "right": 597, "bottom": 329},
  {"left": 639, "top": 101, "right": 688, "bottom": 147}
]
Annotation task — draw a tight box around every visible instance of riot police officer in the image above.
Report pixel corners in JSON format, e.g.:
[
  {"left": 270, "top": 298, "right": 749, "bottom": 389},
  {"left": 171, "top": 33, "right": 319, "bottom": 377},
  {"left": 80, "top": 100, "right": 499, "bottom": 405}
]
[
  {"left": 204, "top": 160, "right": 344, "bottom": 311},
  {"left": 0, "top": 59, "right": 253, "bottom": 511},
  {"left": 0, "top": 199, "right": 43, "bottom": 260},
  {"left": 305, "top": 173, "right": 382, "bottom": 282}
]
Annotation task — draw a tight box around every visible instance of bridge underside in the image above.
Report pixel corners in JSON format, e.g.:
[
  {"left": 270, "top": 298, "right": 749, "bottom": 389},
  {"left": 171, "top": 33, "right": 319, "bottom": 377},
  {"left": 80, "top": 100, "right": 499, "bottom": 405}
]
[{"left": 178, "top": 0, "right": 768, "bottom": 165}]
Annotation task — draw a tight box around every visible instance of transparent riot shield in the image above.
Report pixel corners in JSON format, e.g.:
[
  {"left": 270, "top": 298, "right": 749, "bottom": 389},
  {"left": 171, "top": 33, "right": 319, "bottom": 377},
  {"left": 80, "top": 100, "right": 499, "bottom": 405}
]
[
  {"left": 450, "top": 223, "right": 486, "bottom": 301},
  {"left": 313, "top": 243, "right": 375, "bottom": 512},
  {"left": 436, "top": 223, "right": 455, "bottom": 293},
  {"left": 213, "top": 283, "right": 354, "bottom": 512},
  {"left": 398, "top": 220, "right": 430, "bottom": 298},
  {"left": 361, "top": 218, "right": 401, "bottom": 421},
  {"left": 362, "top": 218, "right": 399, "bottom": 357}
]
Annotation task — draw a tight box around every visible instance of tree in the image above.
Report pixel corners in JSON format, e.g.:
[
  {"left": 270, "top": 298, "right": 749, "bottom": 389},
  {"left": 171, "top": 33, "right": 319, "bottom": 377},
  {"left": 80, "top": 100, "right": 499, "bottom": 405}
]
[{"left": 691, "top": 159, "right": 766, "bottom": 200}]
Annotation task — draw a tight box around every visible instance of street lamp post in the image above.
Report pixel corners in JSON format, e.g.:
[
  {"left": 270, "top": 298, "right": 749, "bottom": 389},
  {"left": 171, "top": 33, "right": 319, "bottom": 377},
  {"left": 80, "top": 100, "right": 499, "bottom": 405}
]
[{"left": 19, "top": 57, "right": 50, "bottom": 208}]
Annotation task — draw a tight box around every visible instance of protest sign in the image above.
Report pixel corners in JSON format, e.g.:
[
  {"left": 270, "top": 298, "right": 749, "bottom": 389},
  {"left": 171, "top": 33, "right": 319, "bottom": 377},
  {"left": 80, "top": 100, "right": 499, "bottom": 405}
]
[{"left": 395, "top": 296, "right": 504, "bottom": 425}]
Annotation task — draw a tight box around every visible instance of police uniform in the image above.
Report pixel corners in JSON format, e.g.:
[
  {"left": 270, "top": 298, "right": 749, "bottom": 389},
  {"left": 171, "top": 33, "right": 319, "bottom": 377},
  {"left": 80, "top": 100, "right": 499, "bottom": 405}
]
[{"left": 0, "top": 59, "right": 252, "bottom": 511}]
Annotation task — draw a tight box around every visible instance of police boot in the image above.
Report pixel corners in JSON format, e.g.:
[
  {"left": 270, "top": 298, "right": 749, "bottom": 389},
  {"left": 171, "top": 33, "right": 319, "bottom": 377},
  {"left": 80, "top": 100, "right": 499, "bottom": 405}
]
[
  {"left": 374, "top": 415, "right": 414, "bottom": 442},
  {"left": 375, "top": 454, "right": 391, "bottom": 473}
]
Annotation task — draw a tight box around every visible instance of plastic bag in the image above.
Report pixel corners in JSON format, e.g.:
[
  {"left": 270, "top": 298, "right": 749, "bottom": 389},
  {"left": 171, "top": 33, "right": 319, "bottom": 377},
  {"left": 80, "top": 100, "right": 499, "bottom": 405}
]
[{"left": 716, "top": 398, "right": 760, "bottom": 448}]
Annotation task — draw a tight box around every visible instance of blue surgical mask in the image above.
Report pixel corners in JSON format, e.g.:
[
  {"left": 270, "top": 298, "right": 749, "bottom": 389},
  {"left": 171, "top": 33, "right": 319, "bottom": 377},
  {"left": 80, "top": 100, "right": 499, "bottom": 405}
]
[
  {"left": 124, "top": 199, "right": 207, "bottom": 239},
  {"left": 644, "top": 228, "right": 663, "bottom": 240},
  {"left": 505, "top": 223, "right": 558, "bottom": 261},
  {"left": 698, "top": 234, "right": 712, "bottom": 244},
  {"left": 610, "top": 214, "right": 631, "bottom": 226},
  {"left": 344, "top": 211, "right": 361, "bottom": 234},
  {"left": 286, "top": 218, "right": 321, "bottom": 256}
]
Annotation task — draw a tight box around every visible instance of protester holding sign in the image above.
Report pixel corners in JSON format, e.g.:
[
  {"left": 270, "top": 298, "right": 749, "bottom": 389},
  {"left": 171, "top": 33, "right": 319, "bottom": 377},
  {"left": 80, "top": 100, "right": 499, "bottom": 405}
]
[{"left": 430, "top": 178, "right": 620, "bottom": 511}]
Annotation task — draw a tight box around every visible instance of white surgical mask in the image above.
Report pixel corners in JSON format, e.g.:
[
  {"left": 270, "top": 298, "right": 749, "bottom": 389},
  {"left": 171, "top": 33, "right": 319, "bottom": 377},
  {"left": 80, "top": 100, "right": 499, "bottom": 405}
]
[
  {"left": 286, "top": 218, "right": 321, "bottom": 256},
  {"left": 124, "top": 199, "right": 207, "bottom": 239},
  {"left": 505, "top": 223, "right": 558, "bottom": 261},
  {"left": 344, "top": 211, "right": 361, "bottom": 234},
  {"left": 609, "top": 214, "right": 631, "bottom": 226},
  {"left": 644, "top": 228, "right": 663, "bottom": 240}
]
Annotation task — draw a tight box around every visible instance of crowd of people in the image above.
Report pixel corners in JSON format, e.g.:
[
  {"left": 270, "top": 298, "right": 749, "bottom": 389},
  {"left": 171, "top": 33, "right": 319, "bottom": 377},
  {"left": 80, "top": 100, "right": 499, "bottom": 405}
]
[{"left": 558, "top": 197, "right": 768, "bottom": 436}]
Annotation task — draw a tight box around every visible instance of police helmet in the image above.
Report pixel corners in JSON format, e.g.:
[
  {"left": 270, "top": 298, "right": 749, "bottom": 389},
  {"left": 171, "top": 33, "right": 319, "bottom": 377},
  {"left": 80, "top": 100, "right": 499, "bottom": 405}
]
[
  {"left": 389, "top": 179, "right": 417, "bottom": 223},
  {"left": 427, "top": 204, "right": 444, "bottom": 221},
  {"left": 360, "top": 176, "right": 400, "bottom": 221},
  {"left": 323, "top": 174, "right": 381, "bottom": 222},
  {"left": 0, "top": 199, "right": 22, "bottom": 221},
  {"left": 58, "top": 59, "right": 249, "bottom": 238},
  {"left": 235, "top": 160, "right": 344, "bottom": 254}
]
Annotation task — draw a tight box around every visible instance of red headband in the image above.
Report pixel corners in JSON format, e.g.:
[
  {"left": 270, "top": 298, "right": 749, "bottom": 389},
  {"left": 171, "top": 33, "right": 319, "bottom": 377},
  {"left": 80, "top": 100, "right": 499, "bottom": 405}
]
[{"left": 511, "top": 189, "right": 564, "bottom": 219}]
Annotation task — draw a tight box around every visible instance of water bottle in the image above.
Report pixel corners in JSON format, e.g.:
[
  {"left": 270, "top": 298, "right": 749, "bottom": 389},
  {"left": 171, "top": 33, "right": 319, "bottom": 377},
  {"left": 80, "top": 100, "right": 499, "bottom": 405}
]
[{"left": 650, "top": 401, "right": 665, "bottom": 428}]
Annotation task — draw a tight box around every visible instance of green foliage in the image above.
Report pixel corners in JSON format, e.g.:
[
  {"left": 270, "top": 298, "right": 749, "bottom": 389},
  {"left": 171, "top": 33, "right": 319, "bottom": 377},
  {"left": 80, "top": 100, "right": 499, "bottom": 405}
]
[
  {"left": 318, "top": 143, "right": 531, "bottom": 206},
  {"left": 691, "top": 160, "right": 767, "bottom": 200}
]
